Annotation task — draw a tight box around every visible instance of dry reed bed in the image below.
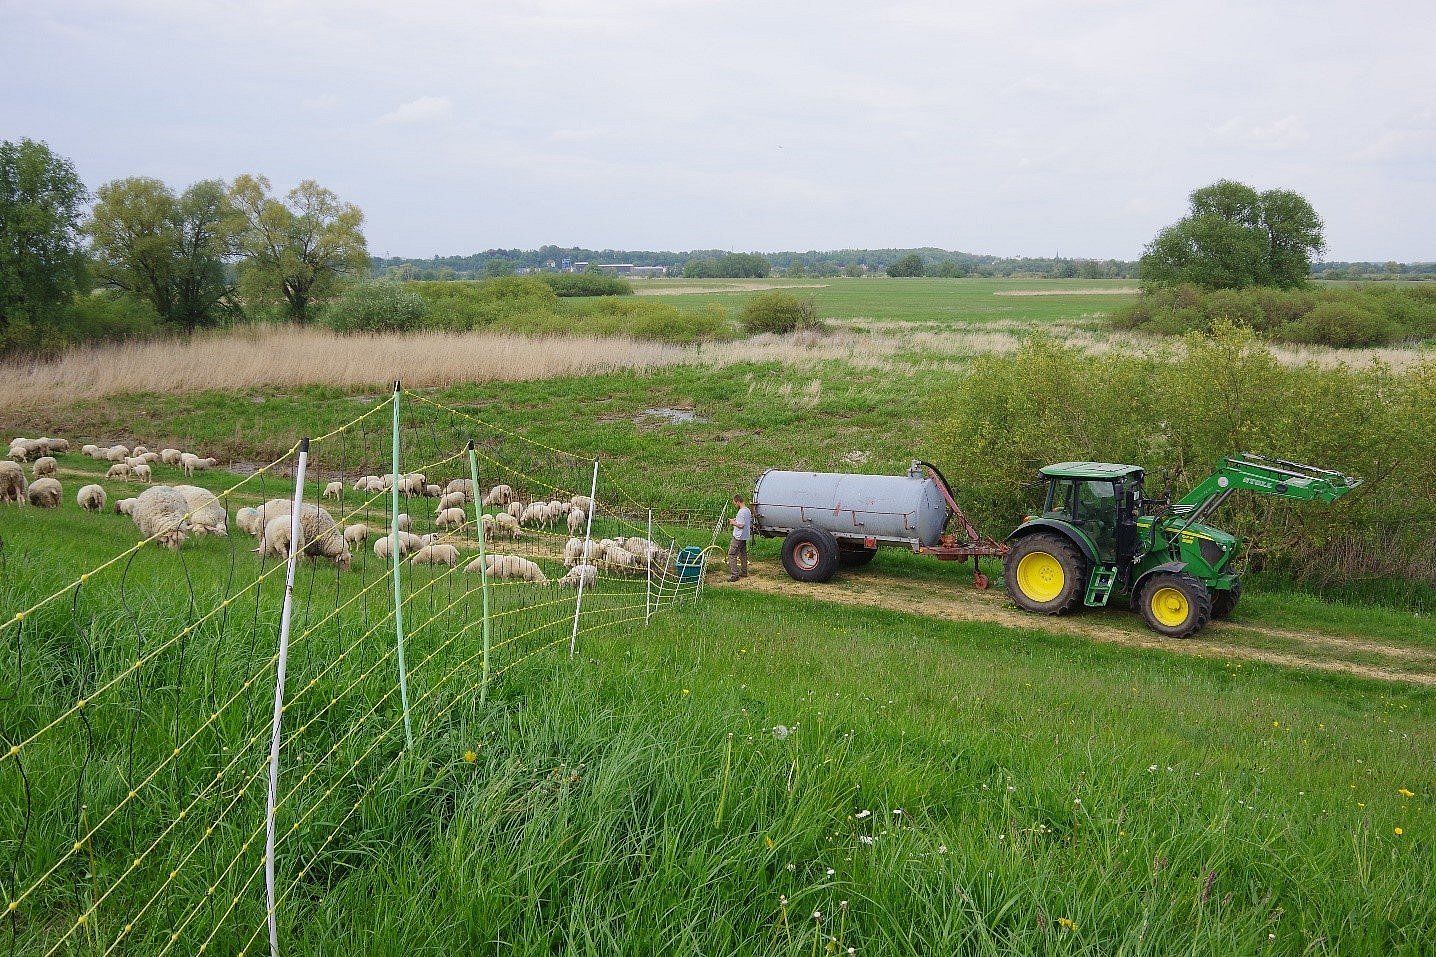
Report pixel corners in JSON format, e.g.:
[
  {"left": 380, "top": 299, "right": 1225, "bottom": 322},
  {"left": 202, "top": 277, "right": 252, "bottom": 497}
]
[{"left": 0, "top": 324, "right": 1425, "bottom": 413}]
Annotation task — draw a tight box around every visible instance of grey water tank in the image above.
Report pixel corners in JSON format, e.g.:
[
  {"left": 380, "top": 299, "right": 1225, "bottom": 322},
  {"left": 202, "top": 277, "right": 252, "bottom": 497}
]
[{"left": 752, "top": 465, "right": 950, "bottom": 548}]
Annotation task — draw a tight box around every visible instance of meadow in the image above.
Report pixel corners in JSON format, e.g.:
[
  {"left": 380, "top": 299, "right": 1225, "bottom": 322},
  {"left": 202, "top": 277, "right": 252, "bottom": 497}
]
[{"left": 1, "top": 277, "right": 1433, "bottom": 954}]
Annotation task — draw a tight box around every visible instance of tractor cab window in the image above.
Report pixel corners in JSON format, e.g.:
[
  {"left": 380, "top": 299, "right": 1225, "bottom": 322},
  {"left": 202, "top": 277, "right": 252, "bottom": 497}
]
[{"left": 1045, "top": 478, "right": 1119, "bottom": 560}]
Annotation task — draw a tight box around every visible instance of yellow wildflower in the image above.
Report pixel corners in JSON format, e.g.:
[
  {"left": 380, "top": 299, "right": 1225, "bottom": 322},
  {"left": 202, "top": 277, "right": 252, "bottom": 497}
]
[
  {"left": 1398, "top": 788, "right": 1415, "bottom": 798},
  {"left": 1056, "top": 917, "right": 1076, "bottom": 930},
  {"left": 1394, "top": 827, "right": 1403, "bottom": 835},
  {"left": 463, "top": 750, "right": 477, "bottom": 763}
]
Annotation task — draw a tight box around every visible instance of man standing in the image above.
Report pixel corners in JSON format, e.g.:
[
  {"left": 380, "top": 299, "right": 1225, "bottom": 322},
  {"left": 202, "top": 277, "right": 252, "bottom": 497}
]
[{"left": 727, "top": 494, "right": 751, "bottom": 581}]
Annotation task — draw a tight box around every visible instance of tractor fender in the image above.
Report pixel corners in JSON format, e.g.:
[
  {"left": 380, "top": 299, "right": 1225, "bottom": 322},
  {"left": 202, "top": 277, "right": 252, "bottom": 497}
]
[
  {"left": 1129, "top": 561, "right": 1189, "bottom": 607},
  {"left": 1006, "top": 519, "right": 1098, "bottom": 566}
]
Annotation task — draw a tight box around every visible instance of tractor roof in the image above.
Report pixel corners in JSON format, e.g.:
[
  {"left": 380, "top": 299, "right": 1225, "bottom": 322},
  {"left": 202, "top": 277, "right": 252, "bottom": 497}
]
[{"left": 1039, "top": 462, "right": 1144, "bottom": 480}]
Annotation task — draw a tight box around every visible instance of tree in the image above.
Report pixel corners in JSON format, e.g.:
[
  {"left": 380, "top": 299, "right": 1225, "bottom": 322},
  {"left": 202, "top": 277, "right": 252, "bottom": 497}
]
[
  {"left": 0, "top": 138, "right": 88, "bottom": 342},
  {"left": 229, "top": 175, "right": 369, "bottom": 322},
  {"left": 887, "top": 254, "right": 924, "bottom": 277},
  {"left": 87, "top": 177, "right": 239, "bottom": 331},
  {"left": 484, "top": 257, "right": 516, "bottom": 277},
  {"left": 1139, "top": 180, "right": 1324, "bottom": 290},
  {"left": 933, "top": 260, "right": 968, "bottom": 278}
]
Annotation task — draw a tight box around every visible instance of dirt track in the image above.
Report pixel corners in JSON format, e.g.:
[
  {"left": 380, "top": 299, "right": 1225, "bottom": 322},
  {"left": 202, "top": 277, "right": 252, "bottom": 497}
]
[{"left": 720, "top": 566, "right": 1436, "bottom": 687}]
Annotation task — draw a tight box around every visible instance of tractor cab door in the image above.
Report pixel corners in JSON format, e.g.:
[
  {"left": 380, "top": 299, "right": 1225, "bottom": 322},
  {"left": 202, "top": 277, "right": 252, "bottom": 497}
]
[
  {"left": 1114, "top": 475, "right": 1143, "bottom": 571},
  {"left": 1045, "top": 478, "right": 1120, "bottom": 563}
]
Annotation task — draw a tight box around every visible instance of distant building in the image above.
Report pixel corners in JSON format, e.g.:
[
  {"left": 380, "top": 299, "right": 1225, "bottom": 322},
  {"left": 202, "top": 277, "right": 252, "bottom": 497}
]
[{"left": 588, "top": 263, "right": 667, "bottom": 277}]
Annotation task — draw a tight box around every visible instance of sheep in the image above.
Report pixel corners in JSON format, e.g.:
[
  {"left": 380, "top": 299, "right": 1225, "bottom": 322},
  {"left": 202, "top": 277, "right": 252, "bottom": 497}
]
[
  {"left": 373, "top": 531, "right": 423, "bottom": 560},
  {"left": 106, "top": 463, "right": 132, "bottom": 480},
  {"left": 557, "top": 564, "right": 597, "bottom": 588},
  {"left": 505, "top": 501, "right": 524, "bottom": 519},
  {"left": 181, "top": 453, "right": 218, "bottom": 476},
  {"left": 0, "top": 461, "right": 27, "bottom": 504},
  {"left": 160, "top": 448, "right": 183, "bottom": 466},
  {"left": 399, "top": 473, "right": 427, "bottom": 495},
  {"left": 125, "top": 456, "right": 147, "bottom": 469},
  {"left": 87, "top": 446, "right": 110, "bottom": 460},
  {"left": 435, "top": 507, "right": 467, "bottom": 528},
  {"left": 81, "top": 444, "right": 100, "bottom": 458},
  {"left": 395, "top": 512, "right": 412, "bottom": 532},
  {"left": 423, "top": 483, "right": 443, "bottom": 498},
  {"left": 32, "top": 437, "right": 67, "bottom": 454},
  {"left": 549, "top": 499, "right": 572, "bottom": 515},
  {"left": 344, "top": 523, "right": 370, "bottom": 545},
  {"left": 106, "top": 445, "right": 130, "bottom": 462},
  {"left": 435, "top": 490, "right": 466, "bottom": 512},
  {"left": 31, "top": 456, "right": 57, "bottom": 478},
  {"left": 570, "top": 495, "right": 594, "bottom": 514},
  {"left": 116, "top": 498, "right": 137, "bottom": 516},
  {"left": 131, "top": 445, "right": 149, "bottom": 456},
  {"left": 9, "top": 438, "right": 48, "bottom": 461},
  {"left": 236, "top": 506, "right": 260, "bottom": 534},
  {"left": 258, "top": 507, "right": 350, "bottom": 568},
  {"left": 520, "top": 502, "right": 559, "bottom": 526},
  {"left": 322, "top": 481, "right": 343, "bottom": 501},
  {"left": 567, "top": 508, "right": 587, "bottom": 535},
  {"left": 410, "top": 543, "right": 460, "bottom": 567},
  {"left": 563, "top": 536, "right": 596, "bottom": 567},
  {"left": 131, "top": 463, "right": 153, "bottom": 484},
  {"left": 446, "top": 478, "right": 474, "bottom": 497},
  {"left": 468, "top": 554, "right": 548, "bottom": 583},
  {"left": 486, "top": 512, "right": 521, "bottom": 539},
  {"left": 77, "top": 483, "right": 107, "bottom": 511},
  {"left": 242, "top": 498, "right": 300, "bottom": 538},
  {"left": 131, "top": 486, "right": 191, "bottom": 549},
  {"left": 174, "top": 485, "right": 227, "bottom": 536},
  {"left": 480, "top": 483, "right": 512, "bottom": 506},
  {"left": 623, "top": 537, "right": 657, "bottom": 557},
  {"left": 137, "top": 452, "right": 160, "bottom": 464},
  {"left": 601, "top": 545, "right": 639, "bottom": 571}
]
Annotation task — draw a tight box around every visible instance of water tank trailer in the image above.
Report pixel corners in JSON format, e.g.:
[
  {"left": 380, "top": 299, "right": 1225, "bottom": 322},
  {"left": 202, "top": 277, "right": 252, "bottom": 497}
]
[{"left": 751, "top": 461, "right": 1008, "bottom": 586}]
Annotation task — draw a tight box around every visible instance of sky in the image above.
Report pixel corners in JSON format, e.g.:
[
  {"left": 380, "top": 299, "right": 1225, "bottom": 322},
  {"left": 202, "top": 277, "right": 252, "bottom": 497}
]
[{"left": 2, "top": 0, "right": 1432, "bottom": 261}]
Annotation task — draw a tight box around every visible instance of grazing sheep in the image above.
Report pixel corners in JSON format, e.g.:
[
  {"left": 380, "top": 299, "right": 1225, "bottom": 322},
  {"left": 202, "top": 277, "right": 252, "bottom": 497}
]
[
  {"left": 623, "top": 537, "right": 657, "bottom": 557},
  {"left": 487, "top": 513, "right": 521, "bottom": 539},
  {"left": 42, "top": 438, "right": 69, "bottom": 454},
  {"left": 601, "top": 545, "right": 639, "bottom": 571},
  {"left": 322, "top": 481, "right": 343, "bottom": 501},
  {"left": 567, "top": 508, "right": 587, "bottom": 535},
  {"left": 505, "top": 501, "right": 524, "bottom": 519},
  {"left": 181, "top": 453, "right": 218, "bottom": 476},
  {"left": 106, "top": 463, "right": 132, "bottom": 480},
  {"left": 137, "top": 452, "right": 160, "bottom": 464},
  {"left": 410, "top": 543, "right": 460, "bottom": 567},
  {"left": 481, "top": 484, "right": 513, "bottom": 506},
  {"left": 436, "top": 490, "right": 467, "bottom": 512},
  {"left": 258, "top": 506, "right": 350, "bottom": 568},
  {"left": 81, "top": 444, "right": 100, "bottom": 457},
  {"left": 106, "top": 445, "right": 130, "bottom": 462},
  {"left": 343, "top": 523, "right": 370, "bottom": 545},
  {"left": 435, "top": 507, "right": 467, "bottom": 528},
  {"left": 557, "top": 564, "right": 597, "bottom": 588},
  {"left": 77, "top": 484, "right": 107, "bottom": 511},
  {"left": 131, "top": 463, "right": 153, "bottom": 484},
  {"left": 131, "top": 445, "right": 149, "bottom": 456},
  {"left": 395, "top": 513, "right": 412, "bottom": 532},
  {"left": 87, "top": 446, "right": 110, "bottom": 460},
  {"left": 563, "top": 536, "right": 596, "bottom": 567},
  {"left": 353, "top": 475, "right": 384, "bottom": 493},
  {"left": 160, "top": 448, "right": 183, "bottom": 466},
  {"left": 9, "top": 438, "right": 48, "bottom": 461},
  {"left": 373, "top": 531, "right": 423, "bottom": 560},
  {"left": 236, "top": 506, "right": 260, "bottom": 534},
  {"left": 570, "top": 495, "right": 594, "bottom": 514},
  {"left": 131, "top": 485, "right": 191, "bottom": 549},
  {"left": 0, "top": 461, "right": 28, "bottom": 504},
  {"left": 446, "top": 478, "right": 474, "bottom": 497},
  {"left": 174, "top": 485, "right": 227, "bottom": 536},
  {"left": 549, "top": 499, "right": 572, "bottom": 514},
  {"left": 520, "top": 502, "right": 559, "bottom": 526},
  {"left": 31, "top": 456, "right": 57, "bottom": 477},
  {"left": 468, "top": 554, "right": 548, "bottom": 583},
  {"left": 423, "top": 484, "right": 443, "bottom": 497},
  {"left": 242, "top": 498, "right": 298, "bottom": 537},
  {"left": 116, "top": 498, "right": 137, "bottom": 516}
]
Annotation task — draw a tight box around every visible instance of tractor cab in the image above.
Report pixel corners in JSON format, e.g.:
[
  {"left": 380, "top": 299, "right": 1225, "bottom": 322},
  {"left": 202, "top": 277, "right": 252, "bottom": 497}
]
[{"left": 1037, "top": 462, "right": 1145, "bottom": 566}]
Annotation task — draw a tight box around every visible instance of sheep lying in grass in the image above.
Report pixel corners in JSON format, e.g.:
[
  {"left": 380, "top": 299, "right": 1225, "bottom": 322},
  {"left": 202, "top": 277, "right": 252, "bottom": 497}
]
[
  {"left": 570, "top": 494, "right": 594, "bottom": 514},
  {"left": 481, "top": 483, "right": 512, "bottom": 506},
  {"left": 131, "top": 463, "right": 153, "bottom": 484},
  {"left": 344, "top": 523, "right": 369, "bottom": 545},
  {"left": 181, "top": 453, "right": 218, "bottom": 476},
  {"left": 567, "top": 508, "right": 587, "bottom": 535},
  {"left": 160, "top": 448, "right": 182, "bottom": 466},
  {"left": 468, "top": 554, "right": 547, "bottom": 583},
  {"left": 410, "top": 543, "right": 460, "bottom": 566},
  {"left": 31, "top": 456, "right": 57, "bottom": 478},
  {"left": 322, "top": 481, "right": 343, "bottom": 501},
  {"left": 0, "top": 461, "right": 28, "bottom": 504},
  {"left": 435, "top": 507, "right": 467, "bottom": 528},
  {"left": 106, "top": 445, "right": 130, "bottom": 462},
  {"left": 131, "top": 485, "right": 191, "bottom": 549},
  {"left": 175, "top": 485, "right": 227, "bottom": 536},
  {"left": 557, "top": 563, "right": 597, "bottom": 588},
  {"left": 106, "top": 462, "right": 132, "bottom": 480},
  {"left": 77, "top": 484, "right": 107, "bottom": 511},
  {"left": 437, "top": 490, "right": 467, "bottom": 512},
  {"left": 259, "top": 506, "right": 350, "bottom": 568}
]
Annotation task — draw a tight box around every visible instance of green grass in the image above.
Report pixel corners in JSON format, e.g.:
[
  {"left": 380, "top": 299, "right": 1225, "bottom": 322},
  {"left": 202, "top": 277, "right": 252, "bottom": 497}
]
[{"left": 0, "top": 503, "right": 1432, "bottom": 955}]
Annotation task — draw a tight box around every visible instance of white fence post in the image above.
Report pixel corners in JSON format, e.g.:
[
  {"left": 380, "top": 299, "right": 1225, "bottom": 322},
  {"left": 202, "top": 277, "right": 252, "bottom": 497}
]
[
  {"left": 645, "top": 508, "right": 653, "bottom": 626},
  {"left": 569, "top": 460, "right": 599, "bottom": 657}
]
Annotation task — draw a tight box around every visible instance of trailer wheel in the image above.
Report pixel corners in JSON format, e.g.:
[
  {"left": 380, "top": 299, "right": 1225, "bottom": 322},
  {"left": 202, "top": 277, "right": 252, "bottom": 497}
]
[
  {"left": 1138, "top": 571, "right": 1213, "bottom": 638},
  {"left": 782, "top": 528, "right": 841, "bottom": 583},
  {"left": 838, "top": 547, "right": 877, "bottom": 568},
  {"left": 1003, "top": 533, "right": 1086, "bottom": 615}
]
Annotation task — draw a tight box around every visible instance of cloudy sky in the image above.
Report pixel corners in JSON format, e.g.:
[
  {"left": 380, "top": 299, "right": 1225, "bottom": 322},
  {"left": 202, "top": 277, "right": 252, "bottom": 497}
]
[{"left": 2, "top": 0, "right": 1431, "bottom": 260}]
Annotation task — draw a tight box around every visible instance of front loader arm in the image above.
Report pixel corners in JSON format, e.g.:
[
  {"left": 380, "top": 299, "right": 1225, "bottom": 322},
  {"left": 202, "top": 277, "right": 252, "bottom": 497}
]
[{"left": 1171, "top": 453, "right": 1360, "bottom": 526}]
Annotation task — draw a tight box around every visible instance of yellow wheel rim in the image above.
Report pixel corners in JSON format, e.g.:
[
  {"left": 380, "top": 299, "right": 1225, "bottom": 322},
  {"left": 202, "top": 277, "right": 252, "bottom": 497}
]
[
  {"left": 1149, "top": 586, "right": 1191, "bottom": 628},
  {"left": 1015, "top": 551, "right": 1065, "bottom": 603}
]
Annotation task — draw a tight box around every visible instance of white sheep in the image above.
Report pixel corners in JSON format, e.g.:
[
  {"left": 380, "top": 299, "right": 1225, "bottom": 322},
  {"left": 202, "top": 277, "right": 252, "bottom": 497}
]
[
  {"left": 132, "top": 445, "right": 149, "bottom": 456},
  {"left": 9, "top": 438, "right": 47, "bottom": 461},
  {"left": 77, "top": 484, "right": 107, "bottom": 511},
  {"left": 567, "top": 508, "right": 587, "bottom": 535},
  {"left": 469, "top": 553, "right": 548, "bottom": 583},
  {"left": 81, "top": 444, "right": 100, "bottom": 458},
  {"left": 353, "top": 475, "right": 384, "bottom": 493},
  {"left": 372, "top": 531, "right": 423, "bottom": 560},
  {"left": 446, "top": 478, "right": 474, "bottom": 497},
  {"left": 400, "top": 473, "right": 427, "bottom": 495},
  {"left": 343, "top": 523, "right": 370, "bottom": 545},
  {"left": 87, "top": 446, "right": 110, "bottom": 460},
  {"left": 436, "top": 490, "right": 467, "bottom": 512},
  {"left": 410, "top": 543, "right": 460, "bottom": 567},
  {"left": 570, "top": 495, "right": 594, "bottom": 514},
  {"left": 0, "top": 461, "right": 28, "bottom": 504},
  {"left": 242, "top": 498, "right": 297, "bottom": 537},
  {"left": 322, "top": 481, "right": 343, "bottom": 501},
  {"left": 131, "top": 485, "right": 191, "bottom": 549},
  {"left": 47, "top": 438, "right": 69, "bottom": 453},
  {"left": 435, "top": 507, "right": 467, "bottom": 528},
  {"left": 236, "top": 506, "right": 260, "bottom": 534},
  {"left": 31, "top": 456, "right": 57, "bottom": 477},
  {"left": 181, "top": 453, "right": 218, "bottom": 476},
  {"left": 549, "top": 499, "right": 572, "bottom": 515},
  {"left": 258, "top": 507, "right": 350, "bottom": 568},
  {"left": 106, "top": 463, "right": 132, "bottom": 480},
  {"left": 423, "top": 483, "right": 443, "bottom": 498},
  {"left": 519, "top": 502, "right": 557, "bottom": 526},
  {"left": 175, "top": 485, "right": 227, "bottom": 536},
  {"left": 106, "top": 445, "right": 130, "bottom": 462},
  {"left": 557, "top": 564, "right": 597, "bottom": 588},
  {"left": 137, "top": 452, "right": 160, "bottom": 464},
  {"left": 395, "top": 512, "right": 412, "bottom": 532},
  {"left": 116, "top": 497, "right": 137, "bottom": 516},
  {"left": 505, "top": 501, "right": 524, "bottom": 519},
  {"left": 131, "top": 463, "right": 153, "bottom": 484},
  {"left": 160, "top": 448, "right": 183, "bottom": 466},
  {"left": 486, "top": 513, "right": 521, "bottom": 539},
  {"left": 563, "top": 536, "right": 596, "bottom": 567},
  {"left": 601, "top": 545, "right": 639, "bottom": 571},
  {"left": 480, "top": 484, "right": 511, "bottom": 506}
]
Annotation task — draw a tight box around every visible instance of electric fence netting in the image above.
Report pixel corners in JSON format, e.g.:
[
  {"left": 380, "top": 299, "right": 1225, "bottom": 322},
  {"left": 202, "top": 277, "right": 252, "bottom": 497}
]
[{"left": 0, "top": 387, "right": 709, "bottom": 956}]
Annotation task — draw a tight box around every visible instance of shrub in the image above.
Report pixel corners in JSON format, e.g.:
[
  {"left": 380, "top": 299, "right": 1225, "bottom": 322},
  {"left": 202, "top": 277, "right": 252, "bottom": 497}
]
[
  {"left": 503, "top": 299, "right": 734, "bottom": 344},
  {"left": 536, "top": 274, "right": 633, "bottom": 297},
  {"left": 1275, "top": 301, "right": 1393, "bottom": 348},
  {"left": 739, "top": 292, "right": 821, "bottom": 334},
  {"left": 321, "top": 282, "right": 428, "bottom": 333},
  {"left": 1, "top": 291, "right": 164, "bottom": 356},
  {"left": 409, "top": 278, "right": 559, "bottom": 330}
]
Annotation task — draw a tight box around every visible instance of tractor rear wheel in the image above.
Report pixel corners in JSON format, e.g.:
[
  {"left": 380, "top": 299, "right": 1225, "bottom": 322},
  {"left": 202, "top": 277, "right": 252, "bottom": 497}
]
[
  {"left": 1004, "top": 533, "right": 1086, "bottom": 615},
  {"left": 1211, "top": 577, "right": 1242, "bottom": 619},
  {"left": 838, "top": 547, "right": 877, "bottom": 568},
  {"left": 1138, "top": 572, "right": 1212, "bottom": 638},
  {"left": 781, "top": 528, "right": 841, "bottom": 583}
]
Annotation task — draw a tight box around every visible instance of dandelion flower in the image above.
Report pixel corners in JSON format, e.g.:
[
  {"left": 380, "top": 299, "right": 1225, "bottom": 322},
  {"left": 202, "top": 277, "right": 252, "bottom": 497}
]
[
  {"left": 1394, "top": 827, "right": 1404, "bottom": 835},
  {"left": 681, "top": 688, "right": 690, "bottom": 695},
  {"left": 462, "top": 750, "right": 477, "bottom": 764},
  {"left": 1056, "top": 917, "right": 1075, "bottom": 930},
  {"left": 765, "top": 836, "right": 775, "bottom": 850},
  {"left": 1399, "top": 788, "right": 1415, "bottom": 798}
]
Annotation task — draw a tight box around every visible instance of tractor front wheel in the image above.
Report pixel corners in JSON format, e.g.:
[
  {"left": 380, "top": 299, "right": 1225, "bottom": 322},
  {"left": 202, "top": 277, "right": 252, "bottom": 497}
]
[
  {"left": 1211, "top": 577, "right": 1242, "bottom": 619},
  {"left": 1004, "top": 533, "right": 1086, "bottom": 615},
  {"left": 1138, "top": 572, "right": 1212, "bottom": 638}
]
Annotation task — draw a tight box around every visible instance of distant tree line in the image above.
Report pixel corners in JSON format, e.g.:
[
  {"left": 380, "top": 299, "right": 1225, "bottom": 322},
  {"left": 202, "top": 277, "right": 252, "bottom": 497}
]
[{"left": 1, "top": 137, "right": 369, "bottom": 354}]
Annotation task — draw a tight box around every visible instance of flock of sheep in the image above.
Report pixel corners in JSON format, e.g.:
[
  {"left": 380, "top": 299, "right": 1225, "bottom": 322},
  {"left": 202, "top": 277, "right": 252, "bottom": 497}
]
[{"left": 5, "top": 436, "right": 671, "bottom": 590}]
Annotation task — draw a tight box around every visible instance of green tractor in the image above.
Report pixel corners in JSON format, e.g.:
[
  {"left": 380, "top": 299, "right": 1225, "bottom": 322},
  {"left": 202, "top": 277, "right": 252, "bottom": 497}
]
[{"left": 1003, "top": 453, "right": 1360, "bottom": 638}]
